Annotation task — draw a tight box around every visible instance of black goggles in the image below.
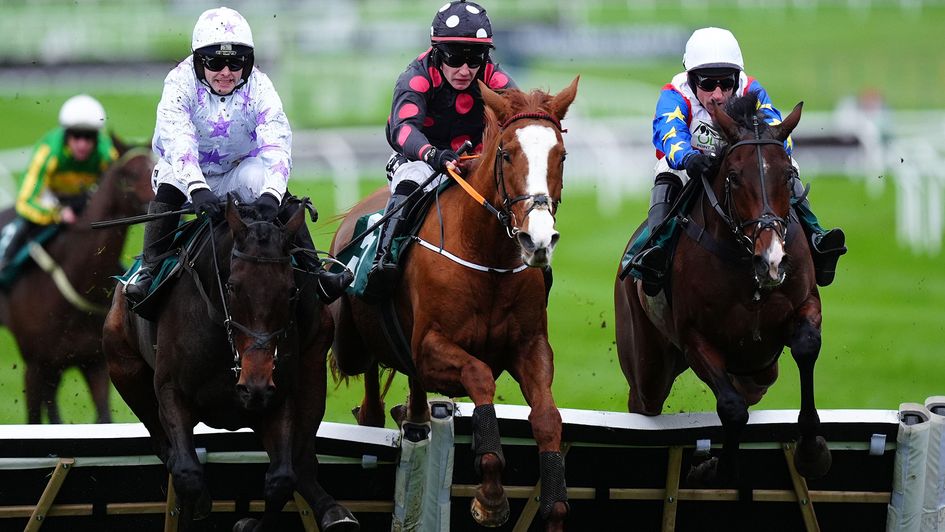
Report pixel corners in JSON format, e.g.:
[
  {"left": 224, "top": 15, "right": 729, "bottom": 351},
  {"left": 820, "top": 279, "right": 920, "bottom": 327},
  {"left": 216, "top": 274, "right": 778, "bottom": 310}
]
[
  {"left": 66, "top": 129, "right": 97, "bottom": 141},
  {"left": 199, "top": 54, "right": 247, "bottom": 72},
  {"left": 438, "top": 46, "right": 488, "bottom": 69},
  {"left": 695, "top": 73, "right": 737, "bottom": 92}
]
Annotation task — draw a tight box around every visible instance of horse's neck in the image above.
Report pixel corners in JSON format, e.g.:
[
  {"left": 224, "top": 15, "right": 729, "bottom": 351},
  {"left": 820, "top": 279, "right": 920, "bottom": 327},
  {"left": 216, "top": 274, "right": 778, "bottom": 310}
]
[
  {"left": 53, "top": 184, "right": 128, "bottom": 280},
  {"left": 444, "top": 168, "right": 521, "bottom": 262}
]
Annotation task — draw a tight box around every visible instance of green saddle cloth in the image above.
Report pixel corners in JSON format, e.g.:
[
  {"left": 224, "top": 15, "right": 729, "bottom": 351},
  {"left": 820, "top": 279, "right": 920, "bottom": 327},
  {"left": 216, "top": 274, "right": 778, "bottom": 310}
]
[
  {"left": 0, "top": 221, "right": 59, "bottom": 288},
  {"left": 331, "top": 209, "right": 413, "bottom": 299}
]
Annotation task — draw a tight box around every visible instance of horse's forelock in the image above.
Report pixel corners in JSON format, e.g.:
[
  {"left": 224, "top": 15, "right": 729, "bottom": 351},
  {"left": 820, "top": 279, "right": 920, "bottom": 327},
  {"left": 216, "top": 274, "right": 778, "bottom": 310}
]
[
  {"left": 482, "top": 88, "right": 558, "bottom": 147},
  {"left": 724, "top": 92, "right": 771, "bottom": 135}
]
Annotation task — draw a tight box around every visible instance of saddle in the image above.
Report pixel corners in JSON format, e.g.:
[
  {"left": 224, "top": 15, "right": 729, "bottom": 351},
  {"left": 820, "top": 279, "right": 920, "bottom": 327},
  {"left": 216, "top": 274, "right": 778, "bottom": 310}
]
[{"left": 0, "top": 219, "right": 59, "bottom": 288}]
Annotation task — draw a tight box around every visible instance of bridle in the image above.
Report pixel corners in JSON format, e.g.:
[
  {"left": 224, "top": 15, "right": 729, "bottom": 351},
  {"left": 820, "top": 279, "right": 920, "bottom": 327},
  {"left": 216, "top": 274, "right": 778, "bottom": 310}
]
[
  {"left": 699, "top": 116, "right": 788, "bottom": 257},
  {"left": 206, "top": 220, "right": 297, "bottom": 376},
  {"left": 455, "top": 111, "right": 565, "bottom": 238}
]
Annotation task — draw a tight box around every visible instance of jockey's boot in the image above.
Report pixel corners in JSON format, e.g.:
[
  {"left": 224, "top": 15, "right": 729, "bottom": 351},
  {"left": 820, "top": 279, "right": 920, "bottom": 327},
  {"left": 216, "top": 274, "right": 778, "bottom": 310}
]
[
  {"left": 791, "top": 176, "right": 847, "bottom": 287},
  {"left": 124, "top": 201, "right": 180, "bottom": 305},
  {"left": 631, "top": 173, "right": 681, "bottom": 296},
  {"left": 0, "top": 219, "right": 35, "bottom": 274},
  {"left": 364, "top": 183, "right": 419, "bottom": 301},
  {"left": 289, "top": 218, "right": 353, "bottom": 304}
]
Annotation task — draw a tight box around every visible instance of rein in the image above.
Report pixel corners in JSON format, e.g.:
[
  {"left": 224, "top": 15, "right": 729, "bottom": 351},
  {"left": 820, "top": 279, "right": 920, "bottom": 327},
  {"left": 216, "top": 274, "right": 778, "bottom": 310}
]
[{"left": 699, "top": 117, "right": 788, "bottom": 257}]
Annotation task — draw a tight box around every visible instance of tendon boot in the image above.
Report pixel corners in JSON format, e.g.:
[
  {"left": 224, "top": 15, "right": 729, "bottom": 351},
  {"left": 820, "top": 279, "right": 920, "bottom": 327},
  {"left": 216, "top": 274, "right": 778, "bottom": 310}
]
[
  {"left": 364, "top": 182, "right": 419, "bottom": 301},
  {"left": 124, "top": 201, "right": 180, "bottom": 305},
  {"left": 792, "top": 176, "right": 847, "bottom": 286},
  {"left": 631, "top": 173, "right": 681, "bottom": 296},
  {"left": 0, "top": 219, "right": 36, "bottom": 274}
]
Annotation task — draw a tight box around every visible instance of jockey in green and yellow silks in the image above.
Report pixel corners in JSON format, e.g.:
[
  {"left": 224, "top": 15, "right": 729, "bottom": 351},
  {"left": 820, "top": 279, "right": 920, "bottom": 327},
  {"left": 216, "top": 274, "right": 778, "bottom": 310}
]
[{"left": 0, "top": 94, "right": 117, "bottom": 273}]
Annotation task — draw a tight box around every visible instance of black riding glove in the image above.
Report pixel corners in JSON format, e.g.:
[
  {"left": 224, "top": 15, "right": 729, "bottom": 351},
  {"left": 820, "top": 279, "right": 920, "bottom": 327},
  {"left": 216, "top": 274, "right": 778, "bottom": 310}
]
[
  {"left": 424, "top": 147, "right": 459, "bottom": 174},
  {"left": 190, "top": 188, "right": 221, "bottom": 220},
  {"left": 255, "top": 193, "right": 280, "bottom": 221},
  {"left": 684, "top": 152, "right": 717, "bottom": 181}
]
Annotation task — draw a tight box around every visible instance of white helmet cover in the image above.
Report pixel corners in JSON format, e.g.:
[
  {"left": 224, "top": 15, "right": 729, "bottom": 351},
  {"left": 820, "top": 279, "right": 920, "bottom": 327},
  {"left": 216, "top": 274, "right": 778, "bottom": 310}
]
[
  {"left": 59, "top": 94, "right": 106, "bottom": 131},
  {"left": 683, "top": 27, "right": 744, "bottom": 72},
  {"left": 191, "top": 7, "right": 254, "bottom": 51}
]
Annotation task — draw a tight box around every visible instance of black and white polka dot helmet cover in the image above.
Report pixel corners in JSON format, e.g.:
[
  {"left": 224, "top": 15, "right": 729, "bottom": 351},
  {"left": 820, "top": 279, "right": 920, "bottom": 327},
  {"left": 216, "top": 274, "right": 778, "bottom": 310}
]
[{"left": 430, "top": 1, "right": 493, "bottom": 46}]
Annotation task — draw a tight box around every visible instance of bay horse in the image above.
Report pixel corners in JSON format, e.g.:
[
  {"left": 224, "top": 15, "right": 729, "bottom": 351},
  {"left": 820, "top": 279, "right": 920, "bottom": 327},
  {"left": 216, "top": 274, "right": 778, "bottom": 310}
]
[
  {"left": 103, "top": 198, "right": 358, "bottom": 531},
  {"left": 614, "top": 94, "right": 832, "bottom": 487},
  {"left": 0, "top": 145, "right": 154, "bottom": 423},
  {"left": 330, "top": 78, "right": 578, "bottom": 530}
]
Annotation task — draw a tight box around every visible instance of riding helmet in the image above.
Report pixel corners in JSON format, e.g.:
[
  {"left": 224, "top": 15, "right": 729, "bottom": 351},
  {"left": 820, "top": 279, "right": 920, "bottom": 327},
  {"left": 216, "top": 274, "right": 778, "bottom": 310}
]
[
  {"left": 59, "top": 94, "right": 106, "bottom": 131},
  {"left": 190, "top": 7, "right": 255, "bottom": 92}
]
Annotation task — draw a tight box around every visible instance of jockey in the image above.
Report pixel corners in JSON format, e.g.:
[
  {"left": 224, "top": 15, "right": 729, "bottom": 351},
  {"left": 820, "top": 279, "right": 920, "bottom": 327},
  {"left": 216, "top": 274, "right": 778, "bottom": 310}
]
[
  {"left": 366, "top": 0, "right": 517, "bottom": 295},
  {"left": 631, "top": 27, "right": 847, "bottom": 296},
  {"left": 0, "top": 94, "right": 117, "bottom": 273},
  {"left": 124, "top": 7, "right": 351, "bottom": 306}
]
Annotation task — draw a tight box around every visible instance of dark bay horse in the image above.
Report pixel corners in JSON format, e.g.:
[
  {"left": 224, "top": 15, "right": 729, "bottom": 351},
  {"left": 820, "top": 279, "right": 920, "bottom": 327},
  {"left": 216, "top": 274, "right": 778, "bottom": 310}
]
[
  {"left": 615, "top": 94, "right": 832, "bottom": 487},
  {"left": 0, "top": 146, "right": 154, "bottom": 423},
  {"left": 102, "top": 199, "right": 358, "bottom": 531},
  {"left": 330, "top": 78, "right": 578, "bottom": 530}
]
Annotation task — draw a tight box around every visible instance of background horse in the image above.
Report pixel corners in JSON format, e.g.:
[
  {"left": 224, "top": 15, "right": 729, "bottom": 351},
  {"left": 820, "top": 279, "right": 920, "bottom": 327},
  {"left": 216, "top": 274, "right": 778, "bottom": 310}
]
[
  {"left": 103, "top": 199, "right": 357, "bottom": 531},
  {"left": 0, "top": 144, "right": 154, "bottom": 423},
  {"left": 330, "top": 78, "right": 578, "bottom": 530},
  {"left": 614, "top": 94, "right": 832, "bottom": 487}
]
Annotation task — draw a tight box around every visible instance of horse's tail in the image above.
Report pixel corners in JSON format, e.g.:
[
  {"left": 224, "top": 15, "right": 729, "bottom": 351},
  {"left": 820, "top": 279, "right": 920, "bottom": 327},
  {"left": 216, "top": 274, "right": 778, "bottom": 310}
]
[
  {"left": 327, "top": 348, "right": 350, "bottom": 387},
  {"left": 379, "top": 366, "right": 396, "bottom": 402}
]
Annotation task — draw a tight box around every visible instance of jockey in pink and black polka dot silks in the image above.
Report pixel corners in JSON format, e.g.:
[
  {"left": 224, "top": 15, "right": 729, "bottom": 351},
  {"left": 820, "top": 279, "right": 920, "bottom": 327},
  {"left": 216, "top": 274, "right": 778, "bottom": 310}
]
[
  {"left": 630, "top": 27, "right": 846, "bottom": 295},
  {"left": 365, "top": 1, "right": 516, "bottom": 299}
]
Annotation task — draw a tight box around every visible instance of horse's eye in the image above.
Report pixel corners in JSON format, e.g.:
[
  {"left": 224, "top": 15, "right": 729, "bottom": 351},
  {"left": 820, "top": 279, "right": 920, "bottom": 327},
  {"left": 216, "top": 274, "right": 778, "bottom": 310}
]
[
  {"left": 502, "top": 151, "right": 511, "bottom": 163},
  {"left": 727, "top": 172, "right": 740, "bottom": 188},
  {"left": 560, "top": 152, "right": 567, "bottom": 164}
]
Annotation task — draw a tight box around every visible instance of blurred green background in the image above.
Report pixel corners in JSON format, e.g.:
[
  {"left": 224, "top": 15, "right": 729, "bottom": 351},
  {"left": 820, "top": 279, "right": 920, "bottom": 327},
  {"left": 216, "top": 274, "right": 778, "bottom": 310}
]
[{"left": 0, "top": 1, "right": 942, "bottom": 426}]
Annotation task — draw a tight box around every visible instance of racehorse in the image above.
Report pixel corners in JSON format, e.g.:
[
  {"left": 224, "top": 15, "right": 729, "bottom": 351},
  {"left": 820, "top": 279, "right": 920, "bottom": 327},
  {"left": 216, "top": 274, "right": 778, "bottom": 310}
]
[
  {"left": 614, "top": 94, "right": 832, "bottom": 486},
  {"left": 0, "top": 144, "right": 154, "bottom": 423},
  {"left": 102, "top": 198, "right": 358, "bottom": 531},
  {"left": 330, "top": 78, "right": 578, "bottom": 530}
]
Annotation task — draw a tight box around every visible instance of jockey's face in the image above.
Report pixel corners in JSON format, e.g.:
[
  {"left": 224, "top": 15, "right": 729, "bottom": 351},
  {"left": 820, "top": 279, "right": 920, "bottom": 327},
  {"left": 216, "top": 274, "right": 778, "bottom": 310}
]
[
  {"left": 694, "top": 72, "right": 737, "bottom": 110},
  {"left": 441, "top": 63, "right": 480, "bottom": 91},
  {"left": 66, "top": 130, "right": 96, "bottom": 162},
  {"left": 205, "top": 65, "right": 242, "bottom": 95}
]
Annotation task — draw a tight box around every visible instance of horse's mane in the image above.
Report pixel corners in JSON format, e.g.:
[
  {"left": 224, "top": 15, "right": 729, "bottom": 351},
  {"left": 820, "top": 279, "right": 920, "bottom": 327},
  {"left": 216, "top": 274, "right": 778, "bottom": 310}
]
[
  {"left": 482, "top": 88, "right": 558, "bottom": 147},
  {"left": 723, "top": 92, "right": 771, "bottom": 135}
]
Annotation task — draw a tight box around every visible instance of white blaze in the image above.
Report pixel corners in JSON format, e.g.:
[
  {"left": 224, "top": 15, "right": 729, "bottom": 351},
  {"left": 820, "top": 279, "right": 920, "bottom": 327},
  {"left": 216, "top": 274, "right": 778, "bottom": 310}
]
[
  {"left": 764, "top": 230, "right": 785, "bottom": 280},
  {"left": 515, "top": 124, "right": 558, "bottom": 248}
]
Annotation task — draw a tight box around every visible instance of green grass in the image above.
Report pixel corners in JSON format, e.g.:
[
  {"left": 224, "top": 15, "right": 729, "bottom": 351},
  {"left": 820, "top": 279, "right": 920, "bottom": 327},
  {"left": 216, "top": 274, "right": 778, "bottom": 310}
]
[{"left": 0, "top": 175, "right": 942, "bottom": 425}]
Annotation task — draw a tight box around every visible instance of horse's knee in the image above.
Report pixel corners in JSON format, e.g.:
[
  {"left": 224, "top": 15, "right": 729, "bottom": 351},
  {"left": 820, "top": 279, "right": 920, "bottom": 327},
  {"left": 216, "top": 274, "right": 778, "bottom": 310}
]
[
  {"left": 264, "top": 470, "right": 296, "bottom": 503},
  {"left": 791, "top": 320, "right": 821, "bottom": 362},
  {"left": 717, "top": 392, "right": 749, "bottom": 429}
]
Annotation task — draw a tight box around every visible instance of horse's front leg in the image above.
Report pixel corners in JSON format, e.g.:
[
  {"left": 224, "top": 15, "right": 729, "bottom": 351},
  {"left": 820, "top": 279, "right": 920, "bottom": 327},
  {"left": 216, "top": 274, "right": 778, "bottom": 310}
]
[
  {"left": 154, "top": 381, "right": 210, "bottom": 524},
  {"left": 417, "top": 331, "right": 509, "bottom": 527},
  {"left": 236, "top": 404, "right": 298, "bottom": 532},
  {"left": 683, "top": 332, "right": 747, "bottom": 486},
  {"left": 511, "top": 337, "right": 568, "bottom": 531},
  {"left": 790, "top": 297, "right": 831, "bottom": 479}
]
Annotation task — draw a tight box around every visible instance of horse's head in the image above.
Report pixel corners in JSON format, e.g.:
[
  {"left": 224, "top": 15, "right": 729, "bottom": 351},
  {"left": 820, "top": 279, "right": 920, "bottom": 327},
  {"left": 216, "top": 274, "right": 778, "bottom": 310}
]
[
  {"left": 709, "top": 94, "right": 802, "bottom": 288},
  {"left": 479, "top": 77, "right": 578, "bottom": 268},
  {"left": 95, "top": 147, "right": 156, "bottom": 220},
  {"left": 224, "top": 197, "right": 304, "bottom": 411}
]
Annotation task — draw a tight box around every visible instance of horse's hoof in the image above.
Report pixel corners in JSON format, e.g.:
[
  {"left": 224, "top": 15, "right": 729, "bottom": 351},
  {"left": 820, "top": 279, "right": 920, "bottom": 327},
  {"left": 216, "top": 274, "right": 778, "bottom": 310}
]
[
  {"left": 470, "top": 494, "right": 510, "bottom": 527},
  {"left": 686, "top": 456, "right": 719, "bottom": 487},
  {"left": 795, "top": 436, "right": 832, "bottom": 479},
  {"left": 233, "top": 517, "right": 258, "bottom": 532},
  {"left": 320, "top": 504, "right": 360, "bottom": 531}
]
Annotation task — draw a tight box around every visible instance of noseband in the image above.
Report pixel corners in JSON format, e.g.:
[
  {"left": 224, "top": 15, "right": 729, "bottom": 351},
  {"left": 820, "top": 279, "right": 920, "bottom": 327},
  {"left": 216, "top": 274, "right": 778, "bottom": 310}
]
[{"left": 700, "top": 117, "right": 788, "bottom": 256}]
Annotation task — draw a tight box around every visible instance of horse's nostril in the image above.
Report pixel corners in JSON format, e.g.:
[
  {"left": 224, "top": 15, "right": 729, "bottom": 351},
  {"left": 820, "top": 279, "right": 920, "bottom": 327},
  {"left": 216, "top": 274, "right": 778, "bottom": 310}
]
[
  {"left": 516, "top": 232, "right": 536, "bottom": 253},
  {"left": 236, "top": 384, "right": 249, "bottom": 397},
  {"left": 549, "top": 232, "right": 560, "bottom": 249}
]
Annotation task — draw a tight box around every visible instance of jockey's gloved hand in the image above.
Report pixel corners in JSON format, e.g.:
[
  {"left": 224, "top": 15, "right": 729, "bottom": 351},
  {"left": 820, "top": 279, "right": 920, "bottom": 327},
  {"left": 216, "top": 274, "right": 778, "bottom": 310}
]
[
  {"left": 191, "top": 188, "right": 222, "bottom": 220},
  {"left": 255, "top": 193, "right": 280, "bottom": 221},
  {"left": 684, "top": 152, "right": 717, "bottom": 181},
  {"left": 424, "top": 147, "right": 459, "bottom": 174}
]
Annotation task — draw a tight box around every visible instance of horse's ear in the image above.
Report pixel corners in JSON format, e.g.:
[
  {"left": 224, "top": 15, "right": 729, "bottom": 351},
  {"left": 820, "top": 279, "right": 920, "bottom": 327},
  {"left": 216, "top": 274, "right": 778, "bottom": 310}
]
[
  {"left": 110, "top": 131, "right": 130, "bottom": 156},
  {"left": 225, "top": 195, "right": 246, "bottom": 236},
  {"left": 284, "top": 200, "right": 305, "bottom": 237},
  {"left": 549, "top": 76, "right": 580, "bottom": 121},
  {"left": 772, "top": 102, "right": 803, "bottom": 142},
  {"left": 709, "top": 101, "right": 741, "bottom": 144},
  {"left": 479, "top": 80, "right": 511, "bottom": 124}
]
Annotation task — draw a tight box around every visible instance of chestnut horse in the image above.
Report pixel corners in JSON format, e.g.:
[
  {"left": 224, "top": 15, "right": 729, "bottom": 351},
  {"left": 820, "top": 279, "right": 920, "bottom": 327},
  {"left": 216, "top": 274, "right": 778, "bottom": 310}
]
[
  {"left": 0, "top": 146, "right": 154, "bottom": 423},
  {"left": 615, "top": 94, "right": 832, "bottom": 486},
  {"left": 103, "top": 200, "right": 358, "bottom": 531},
  {"left": 330, "top": 78, "right": 578, "bottom": 530}
]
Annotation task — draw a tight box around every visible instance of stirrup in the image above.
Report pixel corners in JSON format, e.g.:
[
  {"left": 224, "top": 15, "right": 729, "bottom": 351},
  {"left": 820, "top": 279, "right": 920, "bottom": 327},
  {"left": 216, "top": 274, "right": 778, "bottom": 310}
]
[
  {"left": 123, "top": 267, "right": 154, "bottom": 304},
  {"left": 315, "top": 268, "right": 353, "bottom": 304},
  {"left": 631, "top": 246, "right": 666, "bottom": 297},
  {"left": 812, "top": 229, "right": 847, "bottom": 287}
]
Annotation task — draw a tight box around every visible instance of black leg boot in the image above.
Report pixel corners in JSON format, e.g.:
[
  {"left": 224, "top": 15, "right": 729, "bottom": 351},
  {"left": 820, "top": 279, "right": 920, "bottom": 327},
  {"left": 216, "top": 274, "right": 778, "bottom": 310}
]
[
  {"left": 0, "top": 219, "right": 37, "bottom": 274},
  {"left": 791, "top": 176, "right": 847, "bottom": 286},
  {"left": 631, "top": 173, "right": 681, "bottom": 296},
  {"left": 291, "top": 220, "right": 353, "bottom": 304},
  {"left": 124, "top": 201, "right": 180, "bottom": 305},
  {"left": 363, "top": 184, "right": 419, "bottom": 301}
]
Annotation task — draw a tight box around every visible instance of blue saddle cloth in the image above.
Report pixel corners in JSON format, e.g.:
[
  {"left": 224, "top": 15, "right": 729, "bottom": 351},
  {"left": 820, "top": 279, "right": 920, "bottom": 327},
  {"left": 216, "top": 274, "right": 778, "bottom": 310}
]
[{"left": 0, "top": 219, "right": 59, "bottom": 288}]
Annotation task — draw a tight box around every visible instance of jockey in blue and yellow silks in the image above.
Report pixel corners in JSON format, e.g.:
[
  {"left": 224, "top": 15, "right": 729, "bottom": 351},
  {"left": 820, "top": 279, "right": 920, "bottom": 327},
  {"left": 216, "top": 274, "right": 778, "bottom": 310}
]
[
  {"left": 0, "top": 94, "right": 117, "bottom": 273},
  {"left": 630, "top": 27, "right": 847, "bottom": 296}
]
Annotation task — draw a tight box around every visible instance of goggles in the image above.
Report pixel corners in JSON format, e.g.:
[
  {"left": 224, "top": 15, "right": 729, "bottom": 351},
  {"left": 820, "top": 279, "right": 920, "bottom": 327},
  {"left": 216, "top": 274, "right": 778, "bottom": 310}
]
[
  {"left": 66, "top": 129, "right": 97, "bottom": 141},
  {"left": 199, "top": 54, "right": 247, "bottom": 72},
  {"left": 438, "top": 46, "right": 488, "bottom": 69},
  {"left": 695, "top": 73, "right": 737, "bottom": 92}
]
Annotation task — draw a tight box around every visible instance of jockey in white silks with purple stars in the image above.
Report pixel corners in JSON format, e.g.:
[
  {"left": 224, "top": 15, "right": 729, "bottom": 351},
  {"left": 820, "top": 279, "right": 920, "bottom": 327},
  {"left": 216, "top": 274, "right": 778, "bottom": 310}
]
[{"left": 124, "top": 6, "right": 351, "bottom": 306}]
